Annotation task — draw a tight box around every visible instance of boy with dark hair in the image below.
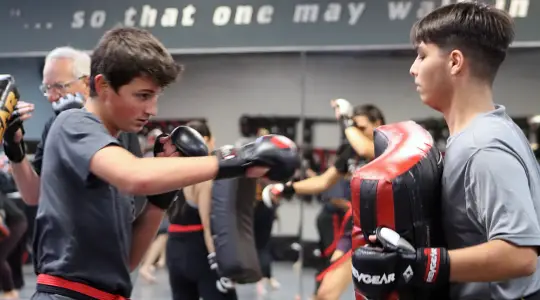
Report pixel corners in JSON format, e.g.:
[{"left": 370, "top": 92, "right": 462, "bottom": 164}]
[
  {"left": 352, "top": 3, "right": 540, "bottom": 300},
  {"left": 31, "top": 27, "right": 299, "bottom": 300}
]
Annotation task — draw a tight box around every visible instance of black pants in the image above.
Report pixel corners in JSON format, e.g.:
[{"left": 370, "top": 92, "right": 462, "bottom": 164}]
[
  {"left": 166, "top": 233, "right": 238, "bottom": 300},
  {"left": 314, "top": 207, "right": 342, "bottom": 293},
  {"left": 253, "top": 202, "right": 275, "bottom": 278}
]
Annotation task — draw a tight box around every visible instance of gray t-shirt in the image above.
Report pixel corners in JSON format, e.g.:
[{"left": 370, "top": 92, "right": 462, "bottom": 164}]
[
  {"left": 33, "top": 109, "right": 134, "bottom": 297},
  {"left": 442, "top": 105, "right": 540, "bottom": 300}
]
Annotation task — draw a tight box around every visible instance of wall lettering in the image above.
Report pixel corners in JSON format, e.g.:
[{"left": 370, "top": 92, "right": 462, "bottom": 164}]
[
  {"left": 63, "top": 1, "right": 533, "bottom": 31},
  {"left": 293, "top": 3, "right": 366, "bottom": 25}
]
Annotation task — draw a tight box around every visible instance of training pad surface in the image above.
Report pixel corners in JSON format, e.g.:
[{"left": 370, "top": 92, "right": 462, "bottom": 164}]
[
  {"left": 350, "top": 121, "right": 446, "bottom": 299},
  {"left": 211, "top": 178, "right": 262, "bottom": 283}
]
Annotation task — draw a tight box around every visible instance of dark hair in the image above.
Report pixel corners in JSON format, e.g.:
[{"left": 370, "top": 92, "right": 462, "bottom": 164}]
[
  {"left": 410, "top": 2, "right": 514, "bottom": 83},
  {"left": 353, "top": 104, "right": 386, "bottom": 125},
  {"left": 186, "top": 120, "right": 212, "bottom": 138},
  {"left": 89, "top": 27, "right": 182, "bottom": 97}
]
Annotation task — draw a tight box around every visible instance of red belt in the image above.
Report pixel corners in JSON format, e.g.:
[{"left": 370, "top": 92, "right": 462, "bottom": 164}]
[
  {"left": 168, "top": 224, "right": 203, "bottom": 233},
  {"left": 37, "top": 274, "right": 128, "bottom": 300},
  {"left": 322, "top": 204, "right": 352, "bottom": 257}
]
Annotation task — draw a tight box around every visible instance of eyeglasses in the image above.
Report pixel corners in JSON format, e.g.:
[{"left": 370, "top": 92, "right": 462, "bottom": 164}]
[{"left": 39, "top": 76, "right": 85, "bottom": 96}]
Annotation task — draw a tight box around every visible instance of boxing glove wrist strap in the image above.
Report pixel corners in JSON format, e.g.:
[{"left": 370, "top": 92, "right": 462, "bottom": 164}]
[
  {"left": 214, "top": 146, "right": 249, "bottom": 180},
  {"left": 282, "top": 184, "right": 296, "bottom": 199},
  {"left": 3, "top": 141, "right": 25, "bottom": 163},
  {"left": 215, "top": 158, "right": 248, "bottom": 180},
  {"left": 412, "top": 247, "right": 451, "bottom": 287},
  {"left": 147, "top": 190, "right": 179, "bottom": 210}
]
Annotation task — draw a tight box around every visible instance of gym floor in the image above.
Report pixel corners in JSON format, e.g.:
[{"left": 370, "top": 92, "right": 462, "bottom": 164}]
[{"left": 17, "top": 262, "right": 354, "bottom": 299}]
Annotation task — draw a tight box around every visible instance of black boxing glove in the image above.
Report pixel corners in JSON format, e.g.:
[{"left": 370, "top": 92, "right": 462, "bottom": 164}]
[
  {"left": 161, "top": 126, "right": 209, "bottom": 157},
  {"left": 213, "top": 135, "right": 300, "bottom": 182},
  {"left": 352, "top": 227, "right": 450, "bottom": 299},
  {"left": 52, "top": 93, "right": 84, "bottom": 115},
  {"left": 147, "top": 126, "right": 209, "bottom": 210},
  {"left": 3, "top": 110, "right": 26, "bottom": 163}
]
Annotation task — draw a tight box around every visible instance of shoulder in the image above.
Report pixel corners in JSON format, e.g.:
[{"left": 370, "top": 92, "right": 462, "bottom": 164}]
[
  {"left": 466, "top": 146, "right": 524, "bottom": 182},
  {"left": 465, "top": 111, "right": 521, "bottom": 149},
  {"left": 50, "top": 109, "right": 103, "bottom": 133},
  {"left": 40, "top": 115, "right": 58, "bottom": 141}
]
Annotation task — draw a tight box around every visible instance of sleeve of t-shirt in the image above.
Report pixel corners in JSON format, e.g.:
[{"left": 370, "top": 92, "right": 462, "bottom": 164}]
[
  {"left": 32, "top": 116, "right": 56, "bottom": 175},
  {"left": 334, "top": 144, "right": 353, "bottom": 175},
  {"left": 53, "top": 112, "right": 120, "bottom": 182},
  {"left": 465, "top": 147, "right": 540, "bottom": 246}
]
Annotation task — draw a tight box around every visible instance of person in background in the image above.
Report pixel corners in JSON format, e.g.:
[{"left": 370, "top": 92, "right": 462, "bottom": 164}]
[
  {"left": 0, "top": 154, "right": 27, "bottom": 299},
  {"left": 266, "top": 102, "right": 384, "bottom": 300},
  {"left": 253, "top": 128, "right": 282, "bottom": 295},
  {"left": 312, "top": 171, "right": 351, "bottom": 299},
  {"left": 166, "top": 120, "right": 238, "bottom": 300},
  {"left": 254, "top": 178, "right": 281, "bottom": 295},
  {"left": 139, "top": 128, "right": 169, "bottom": 283}
]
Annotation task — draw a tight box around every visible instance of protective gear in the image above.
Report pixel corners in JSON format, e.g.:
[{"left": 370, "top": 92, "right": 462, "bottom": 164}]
[
  {"left": 352, "top": 227, "right": 450, "bottom": 300},
  {"left": 207, "top": 252, "right": 235, "bottom": 293},
  {"left": 212, "top": 139, "right": 264, "bottom": 284},
  {"left": 0, "top": 76, "right": 23, "bottom": 162},
  {"left": 3, "top": 112, "right": 25, "bottom": 163},
  {"left": 350, "top": 121, "right": 446, "bottom": 300},
  {"left": 261, "top": 182, "right": 295, "bottom": 207},
  {"left": 52, "top": 93, "right": 84, "bottom": 115},
  {"left": 215, "top": 135, "right": 300, "bottom": 182},
  {"left": 0, "top": 75, "right": 19, "bottom": 140},
  {"left": 164, "top": 126, "right": 209, "bottom": 157},
  {"left": 148, "top": 126, "right": 208, "bottom": 210},
  {"left": 333, "top": 98, "right": 355, "bottom": 128}
]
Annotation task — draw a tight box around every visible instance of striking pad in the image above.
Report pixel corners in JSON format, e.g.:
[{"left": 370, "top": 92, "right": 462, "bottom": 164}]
[
  {"left": 351, "top": 121, "right": 445, "bottom": 300},
  {"left": 0, "top": 75, "right": 19, "bottom": 142},
  {"left": 211, "top": 177, "right": 262, "bottom": 284}
]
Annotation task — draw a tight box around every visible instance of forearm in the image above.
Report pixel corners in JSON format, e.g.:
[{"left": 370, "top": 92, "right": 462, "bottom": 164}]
[
  {"left": 449, "top": 240, "right": 537, "bottom": 282},
  {"left": 305, "top": 169, "right": 318, "bottom": 178},
  {"left": 293, "top": 173, "right": 338, "bottom": 195},
  {"left": 203, "top": 229, "right": 216, "bottom": 253},
  {"left": 129, "top": 203, "right": 165, "bottom": 271},
  {"left": 11, "top": 158, "right": 40, "bottom": 205},
  {"left": 344, "top": 127, "right": 374, "bottom": 160},
  {"left": 127, "top": 156, "right": 219, "bottom": 195}
]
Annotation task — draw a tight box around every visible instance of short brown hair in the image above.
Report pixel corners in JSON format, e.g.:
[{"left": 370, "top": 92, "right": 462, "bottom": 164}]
[
  {"left": 410, "top": 2, "right": 514, "bottom": 83},
  {"left": 89, "top": 27, "right": 181, "bottom": 96},
  {"left": 353, "top": 104, "right": 386, "bottom": 125}
]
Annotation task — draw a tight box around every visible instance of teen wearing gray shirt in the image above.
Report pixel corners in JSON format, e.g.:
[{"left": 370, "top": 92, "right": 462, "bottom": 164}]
[{"left": 352, "top": 3, "right": 540, "bottom": 300}]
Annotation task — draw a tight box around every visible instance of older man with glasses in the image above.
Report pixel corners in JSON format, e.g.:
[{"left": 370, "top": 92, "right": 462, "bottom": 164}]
[{"left": 3, "top": 46, "right": 149, "bottom": 283}]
